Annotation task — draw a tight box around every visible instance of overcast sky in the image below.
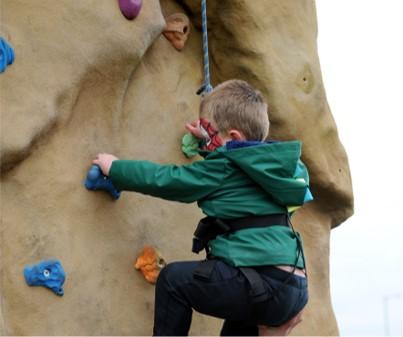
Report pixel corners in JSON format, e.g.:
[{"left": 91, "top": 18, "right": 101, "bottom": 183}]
[{"left": 316, "top": 1, "right": 403, "bottom": 335}]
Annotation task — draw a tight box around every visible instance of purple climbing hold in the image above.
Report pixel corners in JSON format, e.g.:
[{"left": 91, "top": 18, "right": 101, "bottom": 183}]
[{"left": 118, "top": 0, "right": 142, "bottom": 20}]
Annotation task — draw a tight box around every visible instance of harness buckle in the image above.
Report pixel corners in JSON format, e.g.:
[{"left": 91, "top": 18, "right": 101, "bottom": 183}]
[{"left": 192, "top": 217, "right": 230, "bottom": 254}]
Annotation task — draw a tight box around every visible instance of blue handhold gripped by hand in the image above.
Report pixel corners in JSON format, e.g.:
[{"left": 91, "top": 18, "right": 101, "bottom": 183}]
[
  {"left": 24, "top": 259, "right": 66, "bottom": 296},
  {"left": 84, "top": 164, "right": 121, "bottom": 200}
]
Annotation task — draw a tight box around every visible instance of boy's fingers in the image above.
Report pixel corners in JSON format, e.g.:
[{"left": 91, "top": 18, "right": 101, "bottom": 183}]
[
  {"left": 185, "top": 124, "right": 198, "bottom": 134},
  {"left": 185, "top": 120, "right": 199, "bottom": 130},
  {"left": 93, "top": 153, "right": 108, "bottom": 162},
  {"left": 92, "top": 155, "right": 105, "bottom": 166},
  {"left": 186, "top": 123, "right": 196, "bottom": 131}
]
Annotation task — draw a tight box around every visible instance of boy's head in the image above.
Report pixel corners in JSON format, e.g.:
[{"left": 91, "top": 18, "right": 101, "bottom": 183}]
[{"left": 200, "top": 79, "right": 269, "bottom": 142}]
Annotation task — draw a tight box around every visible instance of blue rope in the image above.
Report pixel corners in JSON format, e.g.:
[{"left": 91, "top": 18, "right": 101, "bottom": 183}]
[
  {"left": 0, "top": 37, "right": 15, "bottom": 73},
  {"left": 197, "top": 0, "right": 213, "bottom": 96}
]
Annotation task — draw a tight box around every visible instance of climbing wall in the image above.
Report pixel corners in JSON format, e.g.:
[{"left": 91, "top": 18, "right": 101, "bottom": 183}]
[{"left": 0, "top": 0, "right": 353, "bottom": 335}]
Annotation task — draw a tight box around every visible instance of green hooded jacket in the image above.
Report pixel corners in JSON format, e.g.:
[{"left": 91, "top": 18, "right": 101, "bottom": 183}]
[{"left": 109, "top": 140, "right": 311, "bottom": 268}]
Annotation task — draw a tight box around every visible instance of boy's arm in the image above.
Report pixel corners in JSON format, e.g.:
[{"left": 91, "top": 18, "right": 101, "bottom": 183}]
[{"left": 108, "top": 158, "right": 225, "bottom": 203}]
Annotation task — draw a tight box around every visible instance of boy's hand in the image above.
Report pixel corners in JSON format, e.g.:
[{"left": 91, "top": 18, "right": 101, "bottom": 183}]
[
  {"left": 92, "top": 153, "right": 118, "bottom": 176},
  {"left": 185, "top": 120, "right": 207, "bottom": 140}
]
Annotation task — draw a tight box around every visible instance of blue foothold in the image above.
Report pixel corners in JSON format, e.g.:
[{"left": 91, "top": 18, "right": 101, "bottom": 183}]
[{"left": 23, "top": 259, "right": 66, "bottom": 296}]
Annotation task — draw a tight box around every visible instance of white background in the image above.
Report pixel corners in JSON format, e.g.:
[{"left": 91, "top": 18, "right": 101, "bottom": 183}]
[{"left": 316, "top": 1, "right": 403, "bottom": 335}]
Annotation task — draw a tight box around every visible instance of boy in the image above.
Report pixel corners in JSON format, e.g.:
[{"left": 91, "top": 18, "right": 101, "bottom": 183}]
[{"left": 93, "top": 80, "right": 310, "bottom": 336}]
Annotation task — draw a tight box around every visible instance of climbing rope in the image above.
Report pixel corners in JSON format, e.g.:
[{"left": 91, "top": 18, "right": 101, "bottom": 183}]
[{"left": 196, "top": 0, "right": 213, "bottom": 96}]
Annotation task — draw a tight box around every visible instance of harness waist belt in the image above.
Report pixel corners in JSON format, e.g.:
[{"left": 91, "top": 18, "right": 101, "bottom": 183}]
[
  {"left": 192, "top": 214, "right": 288, "bottom": 254},
  {"left": 222, "top": 214, "right": 288, "bottom": 231}
]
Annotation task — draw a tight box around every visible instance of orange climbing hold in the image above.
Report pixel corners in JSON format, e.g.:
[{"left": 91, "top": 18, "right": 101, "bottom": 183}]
[
  {"left": 134, "top": 246, "right": 166, "bottom": 284},
  {"left": 163, "top": 13, "right": 190, "bottom": 51}
]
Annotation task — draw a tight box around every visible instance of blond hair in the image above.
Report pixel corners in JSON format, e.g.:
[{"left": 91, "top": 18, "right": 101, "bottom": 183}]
[{"left": 200, "top": 80, "right": 269, "bottom": 141}]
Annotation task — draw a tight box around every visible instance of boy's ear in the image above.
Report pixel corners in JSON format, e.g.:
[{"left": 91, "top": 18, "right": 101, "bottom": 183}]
[{"left": 228, "top": 129, "right": 246, "bottom": 141}]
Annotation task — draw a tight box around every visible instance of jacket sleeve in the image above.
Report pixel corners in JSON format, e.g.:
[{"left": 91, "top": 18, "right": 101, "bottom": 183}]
[{"left": 109, "top": 159, "right": 226, "bottom": 203}]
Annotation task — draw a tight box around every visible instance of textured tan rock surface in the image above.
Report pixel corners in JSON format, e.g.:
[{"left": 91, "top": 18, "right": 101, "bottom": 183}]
[
  {"left": 0, "top": 0, "right": 166, "bottom": 172},
  {"left": 0, "top": 0, "right": 353, "bottom": 335}
]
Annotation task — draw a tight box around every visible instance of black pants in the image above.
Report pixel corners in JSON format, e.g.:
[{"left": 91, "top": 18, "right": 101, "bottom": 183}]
[{"left": 153, "top": 260, "right": 308, "bottom": 336}]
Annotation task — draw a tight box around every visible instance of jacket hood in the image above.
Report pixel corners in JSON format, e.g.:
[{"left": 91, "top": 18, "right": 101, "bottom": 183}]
[{"left": 214, "top": 140, "right": 311, "bottom": 207}]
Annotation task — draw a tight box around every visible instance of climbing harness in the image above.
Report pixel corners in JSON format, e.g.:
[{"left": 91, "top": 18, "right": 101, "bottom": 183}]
[
  {"left": 192, "top": 212, "right": 307, "bottom": 304},
  {"left": 192, "top": 214, "right": 289, "bottom": 255},
  {"left": 263, "top": 213, "right": 307, "bottom": 300},
  {"left": 196, "top": 0, "right": 213, "bottom": 96}
]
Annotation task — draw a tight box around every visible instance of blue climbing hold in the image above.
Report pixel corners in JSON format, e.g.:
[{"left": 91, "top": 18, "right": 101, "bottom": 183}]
[
  {"left": 24, "top": 259, "right": 66, "bottom": 296},
  {"left": 84, "top": 164, "right": 121, "bottom": 200},
  {"left": 0, "top": 37, "right": 15, "bottom": 73}
]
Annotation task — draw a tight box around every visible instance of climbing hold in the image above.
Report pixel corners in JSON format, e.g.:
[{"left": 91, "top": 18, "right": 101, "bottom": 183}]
[
  {"left": 84, "top": 164, "right": 121, "bottom": 200},
  {"left": 118, "top": 0, "right": 142, "bottom": 20},
  {"left": 163, "top": 13, "right": 190, "bottom": 51},
  {"left": 23, "top": 259, "right": 66, "bottom": 296},
  {"left": 134, "top": 246, "right": 166, "bottom": 284},
  {"left": 181, "top": 133, "right": 200, "bottom": 158},
  {"left": 0, "top": 37, "right": 15, "bottom": 73}
]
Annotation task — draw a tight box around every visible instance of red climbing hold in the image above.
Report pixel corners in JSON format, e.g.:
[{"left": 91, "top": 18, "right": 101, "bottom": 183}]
[{"left": 118, "top": 0, "right": 142, "bottom": 20}]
